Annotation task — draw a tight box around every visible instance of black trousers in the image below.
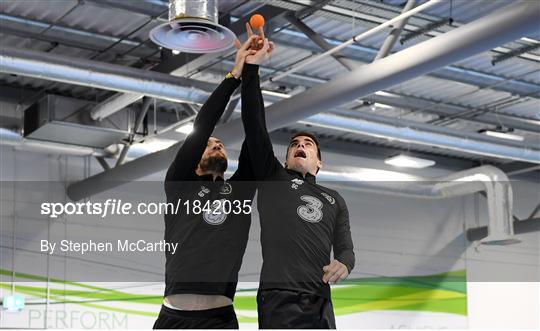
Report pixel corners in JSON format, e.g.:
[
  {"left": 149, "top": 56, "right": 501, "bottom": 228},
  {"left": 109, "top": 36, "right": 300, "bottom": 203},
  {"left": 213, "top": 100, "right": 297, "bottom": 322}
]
[
  {"left": 257, "top": 289, "right": 336, "bottom": 329},
  {"left": 153, "top": 304, "right": 238, "bottom": 329}
]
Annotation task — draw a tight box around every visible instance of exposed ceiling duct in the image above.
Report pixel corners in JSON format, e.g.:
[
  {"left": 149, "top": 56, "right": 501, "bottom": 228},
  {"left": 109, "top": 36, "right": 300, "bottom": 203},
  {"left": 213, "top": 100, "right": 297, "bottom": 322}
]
[
  {"left": 66, "top": 0, "right": 540, "bottom": 201},
  {"left": 0, "top": 46, "right": 214, "bottom": 105},
  {"left": 149, "top": 0, "right": 236, "bottom": 53},
  {"left": 23, "top": 94, "right": 129, "bottom": 148},
  {"left": 301, "top": 113, "right": 540, "bottom": 164},
  {"left": 321, "top": 165, "right": 517, "bottom": 245},
  {"left": 0, "top": 128, "right": 109, "bottom": 157}
]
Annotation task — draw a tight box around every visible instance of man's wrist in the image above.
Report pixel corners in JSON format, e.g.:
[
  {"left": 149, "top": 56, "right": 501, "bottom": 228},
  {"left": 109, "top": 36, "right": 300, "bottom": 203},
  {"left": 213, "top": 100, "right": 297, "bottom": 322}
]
[
  {"left": 227, "top": 66, "right": 241, "bottom": 80},
  {"left": 231, "top": 69, "right": 241, "bottom": 79},
  {"left": 243, "top": 63, "right": 260, "bottom": 72}
]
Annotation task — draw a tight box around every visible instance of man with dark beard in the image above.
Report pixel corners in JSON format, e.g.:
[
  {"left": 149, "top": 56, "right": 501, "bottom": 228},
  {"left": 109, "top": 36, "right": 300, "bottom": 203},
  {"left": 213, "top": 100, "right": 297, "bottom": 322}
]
[{"left": 153, "top": 35, "right": 257, "bottom": 329}]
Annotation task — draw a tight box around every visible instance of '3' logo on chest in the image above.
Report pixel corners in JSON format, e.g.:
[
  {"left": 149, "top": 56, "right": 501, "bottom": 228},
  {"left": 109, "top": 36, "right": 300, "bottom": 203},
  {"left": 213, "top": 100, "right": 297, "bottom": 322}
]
[{"left": 297, "top": 195, "right": 323, "bottom": 223}]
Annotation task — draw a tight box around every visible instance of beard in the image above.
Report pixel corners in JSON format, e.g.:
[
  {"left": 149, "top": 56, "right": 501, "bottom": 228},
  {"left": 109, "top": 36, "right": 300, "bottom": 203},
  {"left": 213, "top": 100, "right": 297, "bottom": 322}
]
[{"left": 199, "top": 155, "right": 228, "bottom": 174}]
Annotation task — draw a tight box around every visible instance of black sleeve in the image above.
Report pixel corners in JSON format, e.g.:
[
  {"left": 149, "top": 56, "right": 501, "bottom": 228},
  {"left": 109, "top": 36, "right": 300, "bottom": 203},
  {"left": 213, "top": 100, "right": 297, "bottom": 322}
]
[
  {"left": 333, "top": 195, "right": 355, "bottom": 273},
  {"left": 241, "top": 63, "right": 282, "bottom": 180},
  {"left": 165, "top": 77, "right": 241, "bottom": 183},
  {"left": 229, "top": 140, "right": 255, "bottom": 181}
]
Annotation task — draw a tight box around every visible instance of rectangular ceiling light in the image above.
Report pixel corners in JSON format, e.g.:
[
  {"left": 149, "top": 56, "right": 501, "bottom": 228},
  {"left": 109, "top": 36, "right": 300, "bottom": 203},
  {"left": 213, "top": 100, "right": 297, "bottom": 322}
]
[
  {"left": 175, "top": 122, "right": 194, "bottom": 135},
  {"left": 384, "top": 154, "right": 436, "bottom": 169},
  {"left": 484, "top": 130, "right": 524, "bottom": 141}
]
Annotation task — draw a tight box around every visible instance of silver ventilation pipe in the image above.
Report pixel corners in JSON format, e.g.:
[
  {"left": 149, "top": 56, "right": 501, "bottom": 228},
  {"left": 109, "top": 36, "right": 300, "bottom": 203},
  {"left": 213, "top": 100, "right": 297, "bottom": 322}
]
[
  {"left": 169, "top": 0, "right": 218, "bottom": 22},
  {"left": 301, "top": 113, "right": 540, "bottom": 164},
  {"left": 0, "top": 47, "right": 214, "bottom": 106},
  {"left": 0, "top": 128, "right": 109, "bottom": 157},
  {"left": 434, "top": 166, "right": 515, "bottom": 245},
  {"left": 320, "top": 165, "right": 517, "bottom": 245}
]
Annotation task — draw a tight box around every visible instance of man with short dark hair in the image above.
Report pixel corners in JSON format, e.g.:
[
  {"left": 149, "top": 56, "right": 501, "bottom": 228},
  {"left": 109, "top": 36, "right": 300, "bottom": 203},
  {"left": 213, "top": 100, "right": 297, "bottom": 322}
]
[{"left": 241, "top": 38, "right": 355, "bottom": 329}]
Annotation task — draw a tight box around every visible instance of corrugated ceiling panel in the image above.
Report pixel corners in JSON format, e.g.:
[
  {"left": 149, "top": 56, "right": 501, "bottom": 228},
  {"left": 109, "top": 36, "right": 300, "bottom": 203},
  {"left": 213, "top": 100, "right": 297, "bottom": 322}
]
[
  {"left": 60, "top": 2, "right": 150, "bottom": 38},
  {"left": 1, "top": 0, "right": 79, "bottom": 22},
  {"left": 499, "top": 99, "right": 540, "bottom": 120}
]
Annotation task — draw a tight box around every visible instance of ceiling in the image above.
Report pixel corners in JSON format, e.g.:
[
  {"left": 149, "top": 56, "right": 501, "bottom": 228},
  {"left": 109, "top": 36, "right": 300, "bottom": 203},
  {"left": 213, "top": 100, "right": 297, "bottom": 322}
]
[{"left": 1, "top": 0, "right": 539, "bottom": 171}]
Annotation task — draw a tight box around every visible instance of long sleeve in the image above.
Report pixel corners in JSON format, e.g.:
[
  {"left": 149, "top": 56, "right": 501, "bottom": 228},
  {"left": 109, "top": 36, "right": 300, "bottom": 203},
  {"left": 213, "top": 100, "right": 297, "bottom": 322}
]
[
  {"left": 229, "top": 140, "right": 255, "bottom": 181},
  {"left": 165, "top": 77, "right": 240, "bottom": 183},
  {"left": 333, "top": 195, "right": 355, "bottom": 273},
  {"left": 241, "top": 63, "right": 282, "bottom": 180}
]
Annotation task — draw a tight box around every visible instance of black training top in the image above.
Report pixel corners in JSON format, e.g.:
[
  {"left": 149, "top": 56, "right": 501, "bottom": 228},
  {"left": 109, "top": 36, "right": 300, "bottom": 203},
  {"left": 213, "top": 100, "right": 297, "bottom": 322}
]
[
  {"left": 241, "top": 63, "right": 355, "bottom": 299},
  {"left": 163, "top": 76, "right": 255, "bottom": 300}
]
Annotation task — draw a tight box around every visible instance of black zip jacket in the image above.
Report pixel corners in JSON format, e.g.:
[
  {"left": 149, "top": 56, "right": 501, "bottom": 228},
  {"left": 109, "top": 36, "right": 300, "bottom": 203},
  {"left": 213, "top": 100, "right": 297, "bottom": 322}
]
[
  {"left": 241, "top": 63, "right": 355, "bottom": 299},
  {"left": 163, "top": 76, "right": 255, "bottom": 300}
]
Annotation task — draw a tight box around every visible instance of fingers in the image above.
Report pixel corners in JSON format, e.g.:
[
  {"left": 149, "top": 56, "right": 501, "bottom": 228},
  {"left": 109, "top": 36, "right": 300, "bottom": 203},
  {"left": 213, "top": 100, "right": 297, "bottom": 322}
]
[
  {"left": 267, "top": 41, "right": 275, "bottom": 55},
  {"left": 322, "top": 261, "right": 339, "bottom": 283},
  {"left": 246, "top": 22, "right": 254, "bottom": 38},
  {"left": 241, "top": 35, "right": 256, "bottom": 51},
  {"left": 323, "top": 267, "right": 338, "bottom": 283},
  {"left": 260, "top": 38, "right": 270, "bottom": 52},
  {"left": 328, "top": 268, "right": 348, "bottom": 284},
  {"left": 234, "top": 39, "right": 241, "bottom": 50},
  {"left": 322, "top": 260, "right": 348, "bottom": 284},
  {"left": 259, "top": 26, "right": 265, "bottom": 39}
]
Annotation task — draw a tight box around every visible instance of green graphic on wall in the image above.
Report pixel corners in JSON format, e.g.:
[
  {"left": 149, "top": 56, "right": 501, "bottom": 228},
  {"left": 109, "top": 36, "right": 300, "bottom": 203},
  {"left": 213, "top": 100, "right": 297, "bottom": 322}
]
[{"left": 1, "top": 269, "right": 466, "bottom": 324}]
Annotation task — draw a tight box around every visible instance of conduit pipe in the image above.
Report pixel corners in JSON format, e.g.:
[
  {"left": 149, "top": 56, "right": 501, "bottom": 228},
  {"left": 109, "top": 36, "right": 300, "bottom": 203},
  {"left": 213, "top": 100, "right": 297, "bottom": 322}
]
[
  {"left": 320, "top": 165, "right": 517, "bottom": 245},
  {"left": 0, "top": 47, "right": 214, "bottom": 105},
  {"left": 301, "top": 113, "right": 540, "bottom": 163},
  {"left": 0, "top": 128, "right": 108, "bottom": 157},
  {"left": 66, "top": 0, "right": 540, "bottom": 200}
]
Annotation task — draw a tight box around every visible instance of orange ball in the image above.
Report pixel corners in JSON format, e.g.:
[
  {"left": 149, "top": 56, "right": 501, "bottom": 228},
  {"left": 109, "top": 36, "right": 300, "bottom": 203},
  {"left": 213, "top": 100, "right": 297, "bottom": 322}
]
[{"left": 250, "top": 14, "right": 265, "bottom": 29}]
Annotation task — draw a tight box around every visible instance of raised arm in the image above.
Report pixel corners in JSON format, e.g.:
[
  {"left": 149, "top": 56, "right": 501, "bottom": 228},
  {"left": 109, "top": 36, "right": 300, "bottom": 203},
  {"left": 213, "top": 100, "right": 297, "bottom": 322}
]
[
  {"left": 241, "top": 36, "right": 281, "bottom": 179},
  {"left": 165, "top": 77, "right": 240, "bottom": 183},
  {"left": 165, "top": 36, "right": 256, "bottom": 183},
  {"left": 229, "top": 139, "right": 255, "bottom": 181},
  {"left": 241, "top": 63, "right": 280, "bottom": 180}
]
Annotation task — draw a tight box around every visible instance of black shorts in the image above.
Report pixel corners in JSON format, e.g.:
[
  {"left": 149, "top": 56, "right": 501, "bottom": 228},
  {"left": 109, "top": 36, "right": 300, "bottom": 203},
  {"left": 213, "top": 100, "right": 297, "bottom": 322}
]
[
  {"left": 153, "top": 304, "right": 238, "bottom": 329},
  {"left": 257, "top": 289, "right": 336, "bottom": 329}
]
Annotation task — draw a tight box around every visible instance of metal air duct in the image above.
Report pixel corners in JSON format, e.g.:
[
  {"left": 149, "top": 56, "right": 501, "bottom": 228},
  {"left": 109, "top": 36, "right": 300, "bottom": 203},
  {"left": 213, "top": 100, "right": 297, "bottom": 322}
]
[
  {"left": 320, "top": 165, "right": 517, "bottom": 245},
  {"left": 149, "top": 0, "right": 236, "bottom": 53}
]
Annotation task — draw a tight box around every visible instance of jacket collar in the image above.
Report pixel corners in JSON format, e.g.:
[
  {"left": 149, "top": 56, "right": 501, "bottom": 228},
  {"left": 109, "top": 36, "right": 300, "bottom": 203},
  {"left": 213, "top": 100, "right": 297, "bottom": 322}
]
[
  {"left": 197, "top": 173, "right": 225, "bottom": 182},
  {"left": 286, "top": 168, "right": 317, "bottom": 184}
]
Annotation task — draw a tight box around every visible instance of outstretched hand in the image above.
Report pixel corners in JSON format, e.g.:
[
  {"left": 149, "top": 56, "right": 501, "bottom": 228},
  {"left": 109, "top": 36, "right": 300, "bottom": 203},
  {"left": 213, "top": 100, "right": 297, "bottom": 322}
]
[
  {"left": 231, "top": 34, "right": 258, "bottom": 78},
  {"left": 230, "top": 22, "right": 275, "bottom": 77},
  {"left": 245, "top": 22, "right": 274, "bottom": 65}
]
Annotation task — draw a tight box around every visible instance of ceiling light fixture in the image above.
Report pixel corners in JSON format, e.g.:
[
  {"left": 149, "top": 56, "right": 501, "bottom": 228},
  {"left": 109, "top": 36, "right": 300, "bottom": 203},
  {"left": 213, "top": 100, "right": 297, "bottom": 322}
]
[
  {"left": 385, "top": 154, "right": 436, "bottom": 169},
  {"left": 175, "top": 122, "right": 194, "bottom": 135},
  {"left": 483, "top": 130, "right": 524, "bottom": 141}
]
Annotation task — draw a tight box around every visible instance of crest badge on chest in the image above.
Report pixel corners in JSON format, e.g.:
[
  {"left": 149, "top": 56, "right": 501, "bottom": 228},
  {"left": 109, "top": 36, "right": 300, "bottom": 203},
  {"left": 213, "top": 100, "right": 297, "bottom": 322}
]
[
  {"left": 197, "top": 186, "right": 210, "bottom": 197},
  {"left": 219, "top": 182, "right": 232, "bottom": 195},
  {"left": 320, "top": 192, "right": 335, "bottom": 205},
  {"left": 291, "top": 178, "right": 304, "bottom": 190}
]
